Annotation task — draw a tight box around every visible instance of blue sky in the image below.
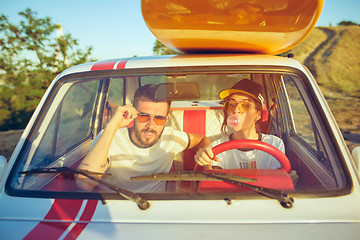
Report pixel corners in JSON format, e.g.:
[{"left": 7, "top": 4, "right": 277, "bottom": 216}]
[{"left": 1, "top": 0, "right": 359, "bottom": 61}]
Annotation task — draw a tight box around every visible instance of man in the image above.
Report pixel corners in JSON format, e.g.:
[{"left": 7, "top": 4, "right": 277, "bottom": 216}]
[{"left": 77, "top": 84, "right": 210, "bottom": 192}]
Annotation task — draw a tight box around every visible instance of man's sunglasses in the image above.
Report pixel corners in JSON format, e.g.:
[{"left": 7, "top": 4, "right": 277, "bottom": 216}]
[
  {"left": 137, "top": 112, "right": 167, "bottom": 126},
  {"left": 223, "top": 100, "right": 256, "bottom": 113}
]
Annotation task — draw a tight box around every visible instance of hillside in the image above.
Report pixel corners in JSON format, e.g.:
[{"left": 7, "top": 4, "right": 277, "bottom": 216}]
[
  {"left": 290, "top": 26, "right": 360, "bottom": 98},
  {"left": 286, "top": 26, "right": 360, "bottom": 149}
]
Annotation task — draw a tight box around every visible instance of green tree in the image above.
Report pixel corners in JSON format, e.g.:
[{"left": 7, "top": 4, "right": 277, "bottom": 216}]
[
  {"left": 153, "top": 39, "right": 180, "bottom": 55},
  {"left": 338, "top": 20, "right": 359, "bottom": 26},
  {"left": 0, "top": 9, "right": 95, "bottom": 130}
]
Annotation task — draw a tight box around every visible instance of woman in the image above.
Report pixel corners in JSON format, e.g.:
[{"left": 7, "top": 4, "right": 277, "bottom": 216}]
[{"left": 195, "top": 79, "right": 296, "bottom": 179}]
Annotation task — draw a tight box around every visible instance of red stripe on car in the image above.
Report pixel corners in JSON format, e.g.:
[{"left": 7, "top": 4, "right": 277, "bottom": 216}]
[
  {"left": 90, "top": 60, "right": 119, "bottom": 71},
  {"left": 115, "top": 59, "right": 129, "bottom": 69},
  {"left": 91, "top": 59, "right": 129, "bottom": 71},
  {"left": 63, "top": 200, "right": 98, "bottom": 240},
  {"left": 23, "top": 199, "right": 83, "bottom": 239}
]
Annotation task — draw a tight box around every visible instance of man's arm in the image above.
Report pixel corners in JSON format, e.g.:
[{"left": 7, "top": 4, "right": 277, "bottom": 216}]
[
  {"left": 187, "top": 133, "right": 211, "bottom": 151},
  {"left": 76, "top": 105, "right": 138, "bottom": 190},
  {"left": 187, "top": 134, "right": 218, "bottom": 170}
]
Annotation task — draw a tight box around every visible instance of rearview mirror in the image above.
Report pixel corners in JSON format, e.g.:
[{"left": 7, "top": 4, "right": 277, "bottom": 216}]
[{"left": 155, "top": 82, "right": 200, "bottom": 100}]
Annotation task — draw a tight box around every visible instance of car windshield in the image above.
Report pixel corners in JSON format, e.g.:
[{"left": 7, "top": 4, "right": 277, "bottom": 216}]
[{"left": 7, "top": 68, "right": 350, "bottom": 201}]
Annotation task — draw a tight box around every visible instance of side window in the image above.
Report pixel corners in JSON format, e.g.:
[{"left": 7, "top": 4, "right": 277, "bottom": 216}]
[
  {"left": 56, "top": 81, "right": 98, "bottom": 153},
  {"left": 282, "top": 75, "right": 348, "bottom": 188},
  {"left": 284, "top": 77, "right": 316, "bottom": 148},
  {"left": 107, "top": 78, "right": 125, "bottom": 106},
  {"left": 103, "top": 78, "right": 125, "bottom": 127},
  {"left": 31, "top": 80, "right": 99, "bottom": 167}
]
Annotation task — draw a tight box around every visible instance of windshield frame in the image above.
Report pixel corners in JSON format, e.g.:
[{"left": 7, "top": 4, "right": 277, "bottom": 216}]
[{"left": 5, "top": 65, "right": 353, "bottom": 200}]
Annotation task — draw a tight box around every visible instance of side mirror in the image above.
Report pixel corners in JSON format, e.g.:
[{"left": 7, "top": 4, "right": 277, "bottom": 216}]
[
  {"left": 352, "top": 146, "right": 360, "bottom": 173},
  {"left": 0, "top": 155, "right": 7, "bottom": 179}
]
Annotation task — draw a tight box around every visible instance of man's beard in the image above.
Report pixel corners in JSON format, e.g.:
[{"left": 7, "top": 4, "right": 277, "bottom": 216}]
[{"left": 132, "top": 126, "right": 164, "bottom": 148}]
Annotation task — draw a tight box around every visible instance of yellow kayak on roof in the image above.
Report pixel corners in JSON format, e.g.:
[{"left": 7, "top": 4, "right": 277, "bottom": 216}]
[{"left": 142, "top": 0, "right": 323, "bottom": 55}]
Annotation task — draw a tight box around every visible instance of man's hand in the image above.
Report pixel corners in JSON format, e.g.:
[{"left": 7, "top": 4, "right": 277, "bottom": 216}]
[{"left": 108, "top": 105, "right": 138, "bottom": 130}]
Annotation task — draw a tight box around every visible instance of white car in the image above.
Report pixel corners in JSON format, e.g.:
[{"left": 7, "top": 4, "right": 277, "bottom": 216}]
[
  {"left": 1, "top": 53, "right": 360, "bottom": 239},
  {"left": 1, "top": 0, "right": 360, "bottom": 239}
]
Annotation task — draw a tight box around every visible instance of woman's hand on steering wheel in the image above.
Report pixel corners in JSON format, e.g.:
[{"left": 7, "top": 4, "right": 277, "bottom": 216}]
[
  {"left": 194, "top": 139, "right": 292, "bottom": 173},
  {"left": 194, "top": 146, "right": 220, "bottom": 168}
]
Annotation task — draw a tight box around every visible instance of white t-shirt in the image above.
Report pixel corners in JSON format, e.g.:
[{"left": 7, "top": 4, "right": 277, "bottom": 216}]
[
  {"left": 211, "top": 134, "right": 284, "bottom": 170},
  {"left": 92, "top": 127, "right": 189, "bottom": 193}
]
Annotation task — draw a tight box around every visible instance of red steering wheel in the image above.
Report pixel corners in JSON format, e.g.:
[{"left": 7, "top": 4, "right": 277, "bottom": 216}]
[{"left": 194, "top": 139, "right": 291, "bottom": 173}]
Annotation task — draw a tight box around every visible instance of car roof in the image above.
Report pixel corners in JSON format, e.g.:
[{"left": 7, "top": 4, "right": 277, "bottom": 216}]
[{"left": 56, "top": 54, "right": 306, "bottom": 80}]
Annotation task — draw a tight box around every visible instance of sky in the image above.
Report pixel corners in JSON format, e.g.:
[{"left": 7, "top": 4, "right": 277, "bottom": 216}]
[{"left": 1, "top": 0, "right": 359, "bottom": 61}]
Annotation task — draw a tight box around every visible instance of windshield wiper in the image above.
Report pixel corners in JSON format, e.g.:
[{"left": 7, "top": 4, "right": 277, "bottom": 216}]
[
  {"left": 132, "top": 171, "right": 293, "bottom": 209},
  {"left": 131, "top": 171, "right": 256, "bottom": 182},
  {"left": 200, "top": 172, "right": 294, "bottom": 209},
  {"left": 19, "top": 167, "right": 150, "bottom": 210}
]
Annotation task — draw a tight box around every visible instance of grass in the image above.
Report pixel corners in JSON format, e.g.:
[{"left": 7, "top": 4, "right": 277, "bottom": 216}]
[{"left": 288, "top": 26, "right": 360, "bottom": 140}]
